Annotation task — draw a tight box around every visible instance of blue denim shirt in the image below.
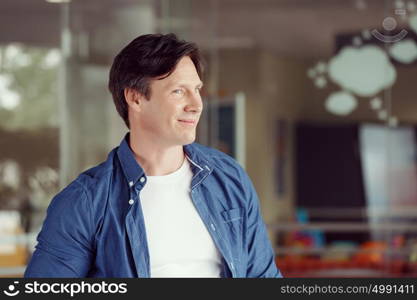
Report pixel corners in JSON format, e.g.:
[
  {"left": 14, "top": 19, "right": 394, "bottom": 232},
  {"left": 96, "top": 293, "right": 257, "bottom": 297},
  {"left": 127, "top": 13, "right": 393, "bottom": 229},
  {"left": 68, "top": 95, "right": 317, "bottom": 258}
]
[{"left": 24, "top": 134, "right": 281, "bottom": 278}]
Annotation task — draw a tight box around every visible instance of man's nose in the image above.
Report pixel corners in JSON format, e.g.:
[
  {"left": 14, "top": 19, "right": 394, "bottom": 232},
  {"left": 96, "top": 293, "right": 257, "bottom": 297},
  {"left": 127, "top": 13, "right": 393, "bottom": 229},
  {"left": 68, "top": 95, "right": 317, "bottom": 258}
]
[{"left": 185, "top": 93, "right": 203, "bottom": 113}]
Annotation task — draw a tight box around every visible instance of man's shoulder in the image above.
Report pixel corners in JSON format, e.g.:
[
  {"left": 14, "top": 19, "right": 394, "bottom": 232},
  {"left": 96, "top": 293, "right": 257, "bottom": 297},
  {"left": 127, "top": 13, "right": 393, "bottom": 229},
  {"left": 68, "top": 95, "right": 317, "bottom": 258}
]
[
  {"left": 44, "top": 148, "right": 120, "bottom": 223},
  {"left": 73, "top": 148, "right": 118, "bottom": 191}
]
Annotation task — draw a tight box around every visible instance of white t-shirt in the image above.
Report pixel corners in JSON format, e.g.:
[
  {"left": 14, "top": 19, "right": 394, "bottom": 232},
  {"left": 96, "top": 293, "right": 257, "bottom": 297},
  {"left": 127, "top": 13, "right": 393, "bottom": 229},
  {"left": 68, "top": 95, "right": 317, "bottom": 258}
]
[{"left": 140, "top": 157, "right": 222, "bottom": 277}]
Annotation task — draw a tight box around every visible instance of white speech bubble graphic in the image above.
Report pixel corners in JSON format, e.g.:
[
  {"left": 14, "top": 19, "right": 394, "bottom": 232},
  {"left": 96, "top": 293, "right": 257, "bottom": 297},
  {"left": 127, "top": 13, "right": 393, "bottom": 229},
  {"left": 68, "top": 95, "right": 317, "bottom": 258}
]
[
  {"left": 325, "top": 91, "right": 358, "bottom": 116},
  {"left": 389, "top": 39, "right": 417, "bottom": 63},
  {"left": 328, "top": 46, "right": 397, "bottom": 97},
  {"left": 378, "top": 110, "right": 388, "bottom": 120},
  {"left": 370, "top": 97, "right": 383, "bottom": 110},
  {"left": 0, "top": 74, "right": 21, "bottom": 110},
  {"left": 315, "top": 76, "right": 327, "bottom": 88},
  {"left": 409, "top": 13, "right": 417, "bottom": 33}
]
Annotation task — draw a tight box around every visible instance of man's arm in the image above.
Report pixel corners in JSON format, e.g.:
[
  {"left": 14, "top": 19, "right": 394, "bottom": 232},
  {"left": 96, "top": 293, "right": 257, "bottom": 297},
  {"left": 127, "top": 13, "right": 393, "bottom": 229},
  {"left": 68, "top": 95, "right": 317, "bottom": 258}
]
[
  {"left": 24, "top": 180, "right": 94, "bottom": 277},
  {"left": 241, "top": 168, "right": 282, "bottom": 278}
]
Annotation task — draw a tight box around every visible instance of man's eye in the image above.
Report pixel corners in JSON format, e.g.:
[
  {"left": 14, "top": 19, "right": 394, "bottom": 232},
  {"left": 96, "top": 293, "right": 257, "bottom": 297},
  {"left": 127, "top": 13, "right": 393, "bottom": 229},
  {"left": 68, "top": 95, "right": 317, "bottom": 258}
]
[{"left": 173, "top": 89, "right": 184, "bottom": 95}]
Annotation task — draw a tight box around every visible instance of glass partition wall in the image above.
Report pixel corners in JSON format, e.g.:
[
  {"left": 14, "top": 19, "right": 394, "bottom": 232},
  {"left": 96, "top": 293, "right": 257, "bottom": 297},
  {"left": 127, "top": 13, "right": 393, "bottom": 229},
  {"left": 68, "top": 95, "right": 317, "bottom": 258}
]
[{"left": 1, "top": 0, "right": 417, "bottom": 277}]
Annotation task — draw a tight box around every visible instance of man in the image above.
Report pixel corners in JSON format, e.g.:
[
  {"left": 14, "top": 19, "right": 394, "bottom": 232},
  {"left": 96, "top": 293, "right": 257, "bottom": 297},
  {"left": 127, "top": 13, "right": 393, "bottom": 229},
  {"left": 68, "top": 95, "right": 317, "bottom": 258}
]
[{"left": 24, "top": 33, "right": 282, "bottom": 278}]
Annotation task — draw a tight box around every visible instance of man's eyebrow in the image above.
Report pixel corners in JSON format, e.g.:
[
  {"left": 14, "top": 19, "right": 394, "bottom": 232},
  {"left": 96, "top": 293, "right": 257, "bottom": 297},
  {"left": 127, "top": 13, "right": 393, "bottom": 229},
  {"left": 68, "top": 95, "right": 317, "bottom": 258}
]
[{"left": 174, "top": 82, "right": 204, "bottom": 88}]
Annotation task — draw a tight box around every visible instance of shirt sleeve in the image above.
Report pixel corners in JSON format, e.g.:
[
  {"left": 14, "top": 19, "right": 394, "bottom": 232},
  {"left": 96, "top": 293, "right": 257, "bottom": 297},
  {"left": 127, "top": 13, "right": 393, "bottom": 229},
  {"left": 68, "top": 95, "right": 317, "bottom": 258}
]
[
  {"left": 24, "top": 180, "right": 94, "bottom": 278},
  {"left": 241, "top": 168, "right": 283, "bottom": 278}
]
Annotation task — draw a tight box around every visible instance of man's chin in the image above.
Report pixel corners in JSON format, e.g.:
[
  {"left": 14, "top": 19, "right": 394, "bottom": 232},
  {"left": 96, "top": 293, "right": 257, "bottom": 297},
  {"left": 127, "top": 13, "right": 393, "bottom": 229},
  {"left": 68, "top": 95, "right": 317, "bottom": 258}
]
[{"left": 180, "top": 135, "right": 196, "bottom": 145}]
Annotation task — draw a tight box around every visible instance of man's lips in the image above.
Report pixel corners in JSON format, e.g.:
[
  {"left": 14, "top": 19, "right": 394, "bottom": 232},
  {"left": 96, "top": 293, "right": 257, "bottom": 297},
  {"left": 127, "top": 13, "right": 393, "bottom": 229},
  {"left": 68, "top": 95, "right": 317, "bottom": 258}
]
[{"left": 178, "top": 119, "right": 197, "bottom": 125}]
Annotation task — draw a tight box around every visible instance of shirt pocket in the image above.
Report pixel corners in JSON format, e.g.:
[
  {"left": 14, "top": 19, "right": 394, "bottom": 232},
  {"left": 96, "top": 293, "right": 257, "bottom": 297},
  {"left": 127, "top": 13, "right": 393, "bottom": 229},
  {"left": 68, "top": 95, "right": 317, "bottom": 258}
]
[{"left": 221, "top": 207, "right": 244, "bottom": 223}]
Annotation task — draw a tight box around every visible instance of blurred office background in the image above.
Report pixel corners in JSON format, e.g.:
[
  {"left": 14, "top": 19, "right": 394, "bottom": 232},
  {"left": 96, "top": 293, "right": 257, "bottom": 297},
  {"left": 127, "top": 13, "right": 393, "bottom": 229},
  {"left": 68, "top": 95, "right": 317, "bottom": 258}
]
[{"left": 1, "top": 0, "right": 417, "bottom": 277}]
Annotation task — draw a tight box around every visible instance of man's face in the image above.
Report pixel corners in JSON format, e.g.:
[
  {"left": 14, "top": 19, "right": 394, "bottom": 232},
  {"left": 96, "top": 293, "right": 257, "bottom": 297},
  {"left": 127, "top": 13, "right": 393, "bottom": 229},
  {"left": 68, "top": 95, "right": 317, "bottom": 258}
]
[{"left": 137, "top": 56, "right": 203, "bottom": 147}]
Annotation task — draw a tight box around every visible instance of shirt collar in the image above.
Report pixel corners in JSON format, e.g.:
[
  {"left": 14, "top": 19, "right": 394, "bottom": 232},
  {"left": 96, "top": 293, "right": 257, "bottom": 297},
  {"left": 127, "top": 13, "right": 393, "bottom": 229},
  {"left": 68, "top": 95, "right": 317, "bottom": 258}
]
[
  {"left": 184, "top": 143, "right": 212, "bottom": 171},
  {"left": 117, "top": 133, "right": 145, "bottom": 185},
  {"left": 116, "top": 133, "right": 213, "bottom": 185}
]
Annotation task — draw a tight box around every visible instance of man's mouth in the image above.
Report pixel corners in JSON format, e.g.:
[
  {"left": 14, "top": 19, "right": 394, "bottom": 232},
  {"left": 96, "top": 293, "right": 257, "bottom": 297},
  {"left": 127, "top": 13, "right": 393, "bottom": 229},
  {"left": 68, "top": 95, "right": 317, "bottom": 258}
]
[{"left": 178, "top": 119, "right": 197, "bottom": 125}]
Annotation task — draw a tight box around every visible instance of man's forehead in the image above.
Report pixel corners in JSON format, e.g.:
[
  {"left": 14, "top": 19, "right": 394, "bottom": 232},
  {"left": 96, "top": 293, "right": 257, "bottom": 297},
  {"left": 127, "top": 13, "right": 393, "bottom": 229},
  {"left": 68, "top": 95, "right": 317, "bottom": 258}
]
[
  {"left": 157, "top": 65, "right": 202, "bottom": 87},
  {"left": 162, "top": 77, "right": 203, "bottom": 87}
]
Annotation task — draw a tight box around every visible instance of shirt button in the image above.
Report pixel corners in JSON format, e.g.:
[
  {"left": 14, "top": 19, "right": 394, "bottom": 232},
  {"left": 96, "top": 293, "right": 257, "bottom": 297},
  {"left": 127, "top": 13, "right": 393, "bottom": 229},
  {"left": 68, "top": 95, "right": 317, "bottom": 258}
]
[
  {"left": 129, "top": 181, "right": 134, "bottom": 187},
  {"left": 230, "top": 262, "right": 235, "bottom": 270},
  {"left": 210, "top": 223, "right": 216, "bottom": 231},
  {"left": 128, "top": 199, "right": 134, "bottom": 205},
  {"left": 140, "top": 177, "right": 145, "bottom": 183}
]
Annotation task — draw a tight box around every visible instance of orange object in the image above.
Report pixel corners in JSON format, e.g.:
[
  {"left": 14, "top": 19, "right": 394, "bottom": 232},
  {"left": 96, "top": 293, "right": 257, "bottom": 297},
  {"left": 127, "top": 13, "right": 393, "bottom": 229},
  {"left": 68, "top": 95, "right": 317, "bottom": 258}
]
[{"left": 353, "top": 241, "right": 387, "bottom": 264}]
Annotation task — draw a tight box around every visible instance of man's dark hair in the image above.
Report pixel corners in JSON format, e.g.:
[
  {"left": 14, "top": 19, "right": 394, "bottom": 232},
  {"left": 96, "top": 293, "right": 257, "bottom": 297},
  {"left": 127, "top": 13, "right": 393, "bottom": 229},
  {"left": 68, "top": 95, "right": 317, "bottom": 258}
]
[{"left": 108, "top": 33, "right": 203, "bottom": 128}]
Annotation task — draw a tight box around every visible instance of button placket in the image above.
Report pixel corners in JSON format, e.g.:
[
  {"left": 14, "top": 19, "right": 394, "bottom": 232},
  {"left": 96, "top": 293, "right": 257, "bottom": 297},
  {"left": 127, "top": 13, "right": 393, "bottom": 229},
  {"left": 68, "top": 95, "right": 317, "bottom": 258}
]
[{"left": 128, "top": 180, "right": 135, "bottom": 205}]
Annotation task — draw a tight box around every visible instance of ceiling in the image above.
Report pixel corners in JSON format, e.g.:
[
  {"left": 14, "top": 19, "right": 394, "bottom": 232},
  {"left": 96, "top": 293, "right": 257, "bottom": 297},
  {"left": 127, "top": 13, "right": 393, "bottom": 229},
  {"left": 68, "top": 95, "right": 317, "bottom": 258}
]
[
  {"left": 0, "top": 0, "right": 413, "bottom": 58},
  {"left": 190, "top": 0, "right": 411, "bottom": 58}
]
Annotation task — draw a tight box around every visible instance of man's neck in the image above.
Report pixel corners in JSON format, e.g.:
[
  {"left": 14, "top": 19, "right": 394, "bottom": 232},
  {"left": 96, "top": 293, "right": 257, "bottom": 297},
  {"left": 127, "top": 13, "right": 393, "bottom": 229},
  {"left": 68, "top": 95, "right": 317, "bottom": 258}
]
[{"left": 129, "top": 131, "right": 185, "bottom": 176}]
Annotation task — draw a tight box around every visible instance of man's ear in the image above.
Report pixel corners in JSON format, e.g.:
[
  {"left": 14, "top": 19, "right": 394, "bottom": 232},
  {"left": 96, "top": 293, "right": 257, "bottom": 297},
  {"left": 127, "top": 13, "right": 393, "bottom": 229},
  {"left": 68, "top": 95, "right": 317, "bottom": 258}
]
[{"left": 124, "top": 88, "right": 145, "bottom": 112}]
